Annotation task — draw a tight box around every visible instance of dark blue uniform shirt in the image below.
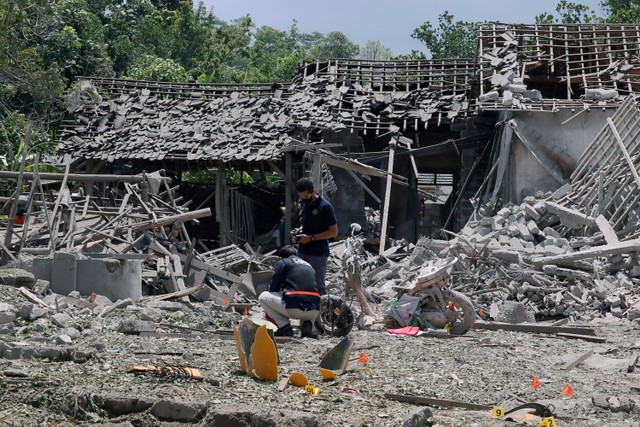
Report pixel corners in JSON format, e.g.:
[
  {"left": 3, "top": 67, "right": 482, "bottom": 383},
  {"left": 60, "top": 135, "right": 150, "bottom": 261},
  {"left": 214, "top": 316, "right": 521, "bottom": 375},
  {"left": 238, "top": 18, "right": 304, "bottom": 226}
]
[{"left": 298, "top": 195, "right": 337, "bottom": 257}]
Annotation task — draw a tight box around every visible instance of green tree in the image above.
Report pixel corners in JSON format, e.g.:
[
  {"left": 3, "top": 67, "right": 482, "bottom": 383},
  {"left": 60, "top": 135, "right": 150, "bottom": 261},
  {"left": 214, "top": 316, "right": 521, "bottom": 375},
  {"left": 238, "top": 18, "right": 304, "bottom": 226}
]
[
  {"left": 411, "top": 11, "right": 477, "bottom": 59},
  {"left": 394, "top": 50, "right": 427, "bottom": 60},
  {"left": 312, "top": 31, "right": 359, "bottom": 59},
  {"left": 248, "top": 23, "right": 308, "bottom": 82},
  {"left": 536, "top": 0, "right": 597, "bottom": 23},
  {"left": 601, "top": 0, "right": 640, "bottom": 22},
  {"left": 126, "top": 54, "right": 189, "bottom": 81},
  {"left": 359, "top": 40, "right": 393, "bottom": 60}
]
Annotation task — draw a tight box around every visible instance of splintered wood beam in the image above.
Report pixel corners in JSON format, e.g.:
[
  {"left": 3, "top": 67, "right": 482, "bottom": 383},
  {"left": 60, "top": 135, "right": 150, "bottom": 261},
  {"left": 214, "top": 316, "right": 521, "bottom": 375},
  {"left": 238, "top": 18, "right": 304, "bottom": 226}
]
[
  {"left": 473, "top": 320, "right": 598, "bottom": 336},
  {"left": 379, "top": 141, "right": 396, "bottom": 254},
  {"left": 607, "top": 117, "right": 640, "bottom": 190},
  {"left": 563, "top": 350, "right": 594, "bottom": 371},
  {"left": 532, "top": 239, "right": 640, "bottom": 265},
  {"left": 1, "top": 125, "right": 30, "bottom": 265},
  {"left": 384, "top": 393, "right": 492, "bottom": 411},
  {"left": 556, "top": 332, "right": 607, "bottom": 343},
  {"left": 0, "top": 171, "right": 172, "bottom": 183}
]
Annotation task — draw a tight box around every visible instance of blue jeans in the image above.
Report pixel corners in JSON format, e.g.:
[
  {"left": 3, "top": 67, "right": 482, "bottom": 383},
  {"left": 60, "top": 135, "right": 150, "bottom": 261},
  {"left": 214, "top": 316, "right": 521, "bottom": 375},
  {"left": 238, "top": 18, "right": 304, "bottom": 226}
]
[{"left": 297, "top": 252, "right": 328, "bottom": 295}]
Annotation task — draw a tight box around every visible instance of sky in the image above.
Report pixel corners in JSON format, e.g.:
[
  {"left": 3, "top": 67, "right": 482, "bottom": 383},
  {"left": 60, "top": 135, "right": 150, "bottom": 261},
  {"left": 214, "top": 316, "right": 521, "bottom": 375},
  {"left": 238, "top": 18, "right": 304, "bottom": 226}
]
[{"left": 201, "top": 0, "right": 604, "bottom": 56}]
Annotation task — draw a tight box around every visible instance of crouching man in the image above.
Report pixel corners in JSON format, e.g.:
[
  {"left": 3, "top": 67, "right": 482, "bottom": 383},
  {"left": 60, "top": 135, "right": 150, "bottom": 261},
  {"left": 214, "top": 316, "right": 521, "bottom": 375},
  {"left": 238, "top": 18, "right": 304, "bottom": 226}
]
[{"left": 259, "top": 245, "right": 320, "bottom": 338}]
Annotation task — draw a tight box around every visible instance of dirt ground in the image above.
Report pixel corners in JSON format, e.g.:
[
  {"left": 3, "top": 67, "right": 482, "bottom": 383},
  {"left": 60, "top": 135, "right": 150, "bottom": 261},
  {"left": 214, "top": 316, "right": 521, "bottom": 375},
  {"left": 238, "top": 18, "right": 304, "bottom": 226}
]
[{"left": 0, "top": 282, "right": 639, "bottom": 427}]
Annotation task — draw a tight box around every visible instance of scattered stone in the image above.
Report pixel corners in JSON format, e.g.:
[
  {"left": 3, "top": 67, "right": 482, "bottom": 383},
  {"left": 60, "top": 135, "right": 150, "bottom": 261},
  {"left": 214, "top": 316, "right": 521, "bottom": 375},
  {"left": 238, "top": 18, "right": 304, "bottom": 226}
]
[
  {"left": 0, "top": 268, "right": 36, "bottom": 288},
  {"left": 117, "top": 318, "right": 156, "bottom": 334},
  {"left": 401, "top": 407, "right": 433, "bottom": 427},
  {"left": 609, "top": 396, "right": 621, "bottom": 412},
  {"left": 0, "top": 311, "right": 16, "bottom": 324},
  {"left": 495, "top": 301, "right": 535, "bottom": 324},
  {"left": 92, "top": 294, "right": 113, "bottom": 305},
  {"left": 592, "top": 393, "right": 610, "bottom": 409},
  {"left": 55, "top": 335, "right": 73, "bottom": 345},
  {"left": 52, "top": 313, "right": 76, "bottom": 328},
  {"left": 99, "top": 395, "right": 154, "bottom": 417},
  {"left": 150, "top": 400, "right": 207, "bottom": 422}
]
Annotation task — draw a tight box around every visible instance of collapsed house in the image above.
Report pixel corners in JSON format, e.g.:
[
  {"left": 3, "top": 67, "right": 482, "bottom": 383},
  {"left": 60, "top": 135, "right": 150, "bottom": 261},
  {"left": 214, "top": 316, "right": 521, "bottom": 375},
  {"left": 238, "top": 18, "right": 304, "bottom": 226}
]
[{"left": 1, "top": 23, "right": 640, "bottom": 322}]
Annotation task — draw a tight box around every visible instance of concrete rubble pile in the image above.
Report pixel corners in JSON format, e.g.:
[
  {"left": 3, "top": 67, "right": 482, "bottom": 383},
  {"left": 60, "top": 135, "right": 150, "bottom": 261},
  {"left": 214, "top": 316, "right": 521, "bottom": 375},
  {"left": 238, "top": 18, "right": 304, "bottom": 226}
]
[
  {"left": 444, "top": 195, "right": 639, "bottom": 322},
  {"left": 479, "top": 31, "right": 544, "bottom": 107},
  {"left": 479, "top": 30, "right": 627, "bottom": 106},
  {"left": 0, "top": 171, "right": 280, "bottom": 312}
]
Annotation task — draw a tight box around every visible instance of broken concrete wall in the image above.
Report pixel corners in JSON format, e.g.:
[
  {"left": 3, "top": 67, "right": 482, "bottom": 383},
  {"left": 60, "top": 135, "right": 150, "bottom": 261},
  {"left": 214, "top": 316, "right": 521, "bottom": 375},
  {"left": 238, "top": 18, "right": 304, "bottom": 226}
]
[
  {"left": 504, "top": 109, "right": 613, "bottom": 202},
  {"left": 19, "top": 255, "right": 142, "bottom": 301}
]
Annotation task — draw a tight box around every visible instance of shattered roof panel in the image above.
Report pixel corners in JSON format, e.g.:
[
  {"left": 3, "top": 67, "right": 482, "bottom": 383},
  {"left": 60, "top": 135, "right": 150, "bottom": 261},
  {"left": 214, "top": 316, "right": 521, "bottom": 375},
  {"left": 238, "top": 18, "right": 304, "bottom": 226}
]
[
  {"left": 478, "top": 23, "right": 640, "bottom": 110},
  {"left": 298, "top": 59, "right": 474, "bottom": 130},
  {"left": 555, "top": 95, "right": 640, "bottom": 239},
  {"left": 59, "top": 60, "right": 477, "bottom": 161}
]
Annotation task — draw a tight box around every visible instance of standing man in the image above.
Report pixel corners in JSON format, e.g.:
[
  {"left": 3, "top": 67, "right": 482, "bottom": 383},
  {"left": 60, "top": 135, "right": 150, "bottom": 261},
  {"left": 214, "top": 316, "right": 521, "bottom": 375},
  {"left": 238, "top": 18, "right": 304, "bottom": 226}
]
[
  {"left": 293, "top": 177, "right": 338, "bottom": 296},
  {"left": 259, "top": 246, "right": 321, "bottom": 338}
]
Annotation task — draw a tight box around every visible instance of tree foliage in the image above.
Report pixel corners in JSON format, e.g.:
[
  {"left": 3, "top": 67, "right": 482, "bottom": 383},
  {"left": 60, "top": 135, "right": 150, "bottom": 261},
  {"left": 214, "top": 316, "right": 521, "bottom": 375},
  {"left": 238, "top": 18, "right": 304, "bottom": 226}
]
[
  {"left": 359, "top": 40, "right": 392, "bottom": 60},
  {"left": 536, "top": 0, "right": 597, "bottom": 23},
  {"left": 312, "top": 31, "right": 360, "bottom": 59},
  {"left": 601, "top": 0, "right": 640, "bottom": 22},
  {"left": 0, "top": 0, "right": 361, "bottom": 169},
  {"left": 411, "top": 11, "right": 478, "bottom": 59}
]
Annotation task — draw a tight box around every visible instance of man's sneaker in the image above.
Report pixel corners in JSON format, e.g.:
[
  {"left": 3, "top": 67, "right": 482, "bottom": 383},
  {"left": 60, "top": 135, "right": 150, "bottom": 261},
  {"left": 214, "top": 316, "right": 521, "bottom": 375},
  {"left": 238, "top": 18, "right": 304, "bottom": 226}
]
[
  {"left": 301, "top": 321, "right": 318, "bottom": 339},
  {"left": 274, "top": 323, "right": 294, "bottom": 337}
]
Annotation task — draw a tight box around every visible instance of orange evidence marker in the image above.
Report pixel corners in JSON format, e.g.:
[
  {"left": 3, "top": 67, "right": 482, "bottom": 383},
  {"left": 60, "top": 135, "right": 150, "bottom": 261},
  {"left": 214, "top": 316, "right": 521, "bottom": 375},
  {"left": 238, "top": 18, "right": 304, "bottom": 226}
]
[
  {"left": 222, "top": 298, "right": 228, "bottom": 306},
  {"left": 358, "top": 353, "right": 369, "bottom": 365},
  {"left": 243, "top": 307, "right": 249, "bottom": 316},
  {"left": 562, "top": 384, "right": 574, "bottom": 398},
  {"left": 532, "top": 376, "right": 540, "bottom": 390}
]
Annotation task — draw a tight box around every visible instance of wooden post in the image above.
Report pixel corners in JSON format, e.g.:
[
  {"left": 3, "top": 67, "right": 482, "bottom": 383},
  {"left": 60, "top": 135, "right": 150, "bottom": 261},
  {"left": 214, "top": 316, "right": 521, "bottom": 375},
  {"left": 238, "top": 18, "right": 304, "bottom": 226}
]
[
  {"left": 1, "top": 125, "right": 31, "bottom": 265},
  {"left": 285, "top": 153, "right": 293, "bottom": 246},
  {"left": 311, "top": 150, "right": 322, "bottom": 193},
  {"left": 19, "top": 153, "right": 40, "bottom": 250},
  {"left": 379, "top": 139, "right": 397, "bottom": 254},
  {"left": 215, "top": 162, "right": 228, "bottom": 246}
]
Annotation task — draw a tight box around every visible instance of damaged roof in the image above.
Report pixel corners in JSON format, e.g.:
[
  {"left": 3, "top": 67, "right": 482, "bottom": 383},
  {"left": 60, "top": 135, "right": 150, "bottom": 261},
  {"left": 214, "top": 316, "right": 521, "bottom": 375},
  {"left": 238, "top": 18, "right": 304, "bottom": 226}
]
[
  {"left": 58, "top": 23, "right": 640, "bottom": 162},
  {"left": 57, "top": 59, "right": 474, "bottom": 162},
  {"left": 478, "top": 23, "right": 640, "bottom": 110}
]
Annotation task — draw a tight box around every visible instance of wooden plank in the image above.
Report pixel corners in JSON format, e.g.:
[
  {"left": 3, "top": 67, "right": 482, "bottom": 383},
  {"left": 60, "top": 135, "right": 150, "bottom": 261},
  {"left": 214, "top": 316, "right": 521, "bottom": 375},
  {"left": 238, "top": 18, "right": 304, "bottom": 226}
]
[
  {"left": 180, "top": 254, "right": 242, "bottom": 284},
  {"left": 556, "top": 333, "right": 606, "bottom": 343},
  {"left": 473, "top": 320, "right": 598, "bottom": 336},
  {"left": 169, "top": 255, "right": 189, "bottom": 302},
  {"left": 379, "top": 141, "right": 396, "bottom": 253},
  {"left": 136, "top": 283, "right": 204, "bottom": 303},
  {"left": 225, "top": 281, "right": 241, "bottom": 304},
  {"left": 563, "top": 350, "right": 594, "bottom": 371},
  {"left": 0, "top": 171, "right": 171, "bottom": 183},
  {"left": 0, "top": 240, "right": 17, "bottom": 263},
  {"left": 607, "top": 117, "right": 640, "bottom": 190},
  {"left": 384, "top": 393, "right": 492, "bottom": 411},
  {"left": 1, "top": 126, "right": 31, "bottom": 264},
  {"left": 594, "top": 215, "right": 619, "bottom": 244},
  {"left": 533, "top": 239, "right": 640, "bottom": 265},
  {"left": 19, "top": 287, "right": 49, "bottom": 309}
]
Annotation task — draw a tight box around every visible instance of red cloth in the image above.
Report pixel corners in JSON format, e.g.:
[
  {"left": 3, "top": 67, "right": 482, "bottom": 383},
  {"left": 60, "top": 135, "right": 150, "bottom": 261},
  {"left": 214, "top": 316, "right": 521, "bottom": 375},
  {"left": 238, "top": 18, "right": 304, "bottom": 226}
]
[{"left": 386, "top": 326, "right": 421, "bottom": 336}]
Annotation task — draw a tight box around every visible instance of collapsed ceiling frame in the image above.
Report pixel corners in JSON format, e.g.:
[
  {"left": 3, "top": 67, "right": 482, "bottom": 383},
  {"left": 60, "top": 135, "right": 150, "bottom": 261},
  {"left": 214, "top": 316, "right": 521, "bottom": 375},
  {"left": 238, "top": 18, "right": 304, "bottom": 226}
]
[
  {"left": 555, "top": 95, "right": 640, "bottom": 240},
  {"left": 478, "top": 23, "right": 640, "bottom": 110}
]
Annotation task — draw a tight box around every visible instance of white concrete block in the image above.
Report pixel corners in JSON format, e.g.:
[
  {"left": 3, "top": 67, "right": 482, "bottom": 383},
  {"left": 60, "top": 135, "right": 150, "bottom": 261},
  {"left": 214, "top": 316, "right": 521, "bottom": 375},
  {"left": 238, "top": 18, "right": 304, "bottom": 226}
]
[{"left": 526, "top": 220, "right": 540, "bottom": 235}]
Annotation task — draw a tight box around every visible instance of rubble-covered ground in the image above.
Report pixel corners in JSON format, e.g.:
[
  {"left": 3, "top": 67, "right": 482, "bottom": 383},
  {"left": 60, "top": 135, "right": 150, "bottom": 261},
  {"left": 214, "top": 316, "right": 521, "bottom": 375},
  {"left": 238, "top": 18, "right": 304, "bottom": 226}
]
[{"left": 0, "top": 279, "right": 638, "bottom": 427}]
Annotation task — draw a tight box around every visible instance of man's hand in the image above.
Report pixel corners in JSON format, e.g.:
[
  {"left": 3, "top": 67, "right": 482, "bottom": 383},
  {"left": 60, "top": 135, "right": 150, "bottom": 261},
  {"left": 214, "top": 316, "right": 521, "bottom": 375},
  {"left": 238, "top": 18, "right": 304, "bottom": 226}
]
[{"left": 298, "top": 234, "right": 312, "bottom": 244}]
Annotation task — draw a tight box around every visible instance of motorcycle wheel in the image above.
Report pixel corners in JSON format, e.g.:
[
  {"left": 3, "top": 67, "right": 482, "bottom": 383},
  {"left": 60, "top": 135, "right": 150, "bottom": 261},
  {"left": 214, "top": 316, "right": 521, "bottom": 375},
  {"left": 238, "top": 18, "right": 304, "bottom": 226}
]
[
  {"left": 442, "top": 289, "right": 475, "bottom": 335},
  {"left": 315, "top": 294, "right": 354, "bottom": 337}
]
